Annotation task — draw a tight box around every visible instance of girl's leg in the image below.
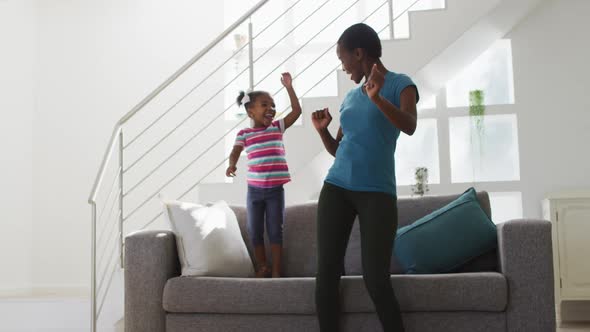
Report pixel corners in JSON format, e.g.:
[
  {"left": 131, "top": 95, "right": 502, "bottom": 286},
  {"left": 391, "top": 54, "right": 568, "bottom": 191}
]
[
  {"left": 247, "top": 186, "right": 268, "bottom": 277},
  {"left": 316, "top": 183, "right": 356, "bottom": 332},
  {"left": 270, "top": 244, "right": 282, "bottom": 278},
  {"left": 355, "top": 191, "right": 404, "bottom": 332},
  {"left": 265, "top": 186, "right": 285, "bottom": 278}
]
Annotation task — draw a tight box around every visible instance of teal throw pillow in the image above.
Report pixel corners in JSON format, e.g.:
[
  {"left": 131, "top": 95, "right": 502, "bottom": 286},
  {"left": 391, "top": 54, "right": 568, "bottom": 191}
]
[{"left": 394, "top": 187, "right": 497, "bottom": 274}]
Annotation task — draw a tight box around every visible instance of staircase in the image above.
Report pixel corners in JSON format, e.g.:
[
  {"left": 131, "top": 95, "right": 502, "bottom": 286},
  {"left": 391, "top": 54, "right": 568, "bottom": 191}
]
[{"left": 87, "top": 0, "right": 544, "bottom": 330}]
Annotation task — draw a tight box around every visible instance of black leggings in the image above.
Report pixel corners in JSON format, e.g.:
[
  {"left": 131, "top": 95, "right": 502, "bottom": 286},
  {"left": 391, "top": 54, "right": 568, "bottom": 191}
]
[{"left": 315, "top": 182, "right": 404, "bottom": 332}]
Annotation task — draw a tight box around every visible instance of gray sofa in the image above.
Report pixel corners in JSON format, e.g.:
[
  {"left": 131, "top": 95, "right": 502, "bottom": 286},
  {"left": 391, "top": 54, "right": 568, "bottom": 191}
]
[{"left": 125, "top": 191, "right": 556, "bottom": 332}]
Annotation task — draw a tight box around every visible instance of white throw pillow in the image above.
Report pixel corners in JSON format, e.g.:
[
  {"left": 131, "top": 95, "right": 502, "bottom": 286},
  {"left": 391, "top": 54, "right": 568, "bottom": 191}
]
[{"left": 162, "top": 199, "right": 254, "bottom": 277}]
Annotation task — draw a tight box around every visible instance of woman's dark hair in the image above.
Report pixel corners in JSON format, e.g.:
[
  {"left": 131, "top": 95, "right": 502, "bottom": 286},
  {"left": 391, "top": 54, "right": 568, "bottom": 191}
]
[
  {"left": 236, "top": 90, "right": 268, "bottom": 109},
  {"left": 337, "top": 23, "right": 382, "bottom": 59}
]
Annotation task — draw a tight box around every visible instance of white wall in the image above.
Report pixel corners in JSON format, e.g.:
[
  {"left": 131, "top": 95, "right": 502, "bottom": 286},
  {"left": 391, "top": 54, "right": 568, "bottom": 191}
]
[
  {"left": 507, "top": 0, "right": 590, "bottom": 218},
  {"left": 0, "top": 0, "right": 36, "bottom": 295},
  {"left": 32, "top": 0, "right": 227, "bottom": 292}
]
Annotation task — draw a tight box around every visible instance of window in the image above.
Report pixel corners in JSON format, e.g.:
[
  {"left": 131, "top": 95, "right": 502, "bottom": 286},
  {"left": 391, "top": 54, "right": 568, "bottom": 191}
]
[
  {"left": 396, "top": 118, "right": 440, "bottom": 186},
  {"left": 406, "top": 39, "right": 522, "bottom": 220},
  {"left": 489, "top": 192, "right": 523, "bottom": 224},
  {"left": 446, "top": 39, "right": 515, "bottom": 108},
  {"left": 449, "top": 114, "right": 520, "bottom": 183},
  {"left": 417, "top": 94, "right": 436, "bottom": 111}
]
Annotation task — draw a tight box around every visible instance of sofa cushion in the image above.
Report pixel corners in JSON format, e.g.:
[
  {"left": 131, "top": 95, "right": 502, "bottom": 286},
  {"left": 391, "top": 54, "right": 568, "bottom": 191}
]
[
  {"left": 163, "top": 272, "right": 507, "bottom": 314},
  {"left": 397, "top": 191, "right": 492, "bottom": 228},
  {"left": 394, "top": 188, "right": 498, "bottom": 274},
  {"left": 230, "top": 202, "right": 319, "bottom": 278},
  {"left": 163, "top": 200, "right": 254, "bottom": 277}
]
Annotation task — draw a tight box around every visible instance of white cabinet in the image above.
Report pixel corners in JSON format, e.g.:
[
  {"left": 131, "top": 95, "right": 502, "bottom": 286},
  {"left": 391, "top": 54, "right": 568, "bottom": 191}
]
[{"left": 543, "top": 192, "right": 590, "bottom": 307}]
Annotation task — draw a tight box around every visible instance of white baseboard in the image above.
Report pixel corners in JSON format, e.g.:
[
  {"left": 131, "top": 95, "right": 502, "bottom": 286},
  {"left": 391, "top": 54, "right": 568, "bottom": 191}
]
[{"left": 0, "top": 285, "right": 89, "bottom": 299}]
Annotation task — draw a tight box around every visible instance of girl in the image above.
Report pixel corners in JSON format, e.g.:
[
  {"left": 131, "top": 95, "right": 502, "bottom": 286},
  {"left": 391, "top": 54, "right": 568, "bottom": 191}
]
[
  {"left": 312, "top": 23, "right": 419, "bottom": 331},
  {"left": 226, "top": 72, "right": 302, "bottom": 278}
]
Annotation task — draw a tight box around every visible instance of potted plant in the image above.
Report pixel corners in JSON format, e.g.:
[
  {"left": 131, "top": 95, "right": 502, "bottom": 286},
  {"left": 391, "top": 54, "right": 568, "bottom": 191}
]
[
  {"left": 412, "top": 167, "right": 429, "bottom": 197},
  {"left": 469, "top": 89, "right": 485, "bottom": 178}
]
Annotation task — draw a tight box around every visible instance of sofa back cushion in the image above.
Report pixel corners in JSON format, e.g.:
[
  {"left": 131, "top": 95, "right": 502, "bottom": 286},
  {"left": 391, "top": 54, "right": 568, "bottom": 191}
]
[
  {"left": 231, "top": 191, "right": 497, "bottom": 277},
  {"left": 230, "top": 202, "right": 319, "bottom": 277}
]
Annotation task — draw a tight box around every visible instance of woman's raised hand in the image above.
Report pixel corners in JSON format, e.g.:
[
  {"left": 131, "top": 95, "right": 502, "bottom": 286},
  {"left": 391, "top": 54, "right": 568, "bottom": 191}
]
[{"left": 364, "top": 64, "right": 385, "bottom": 102}]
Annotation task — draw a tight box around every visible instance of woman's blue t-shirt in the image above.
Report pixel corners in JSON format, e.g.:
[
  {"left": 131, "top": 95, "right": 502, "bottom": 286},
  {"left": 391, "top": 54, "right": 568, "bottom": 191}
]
[{"left": 325, "top": 71, "right": 418, "bottom": 196}]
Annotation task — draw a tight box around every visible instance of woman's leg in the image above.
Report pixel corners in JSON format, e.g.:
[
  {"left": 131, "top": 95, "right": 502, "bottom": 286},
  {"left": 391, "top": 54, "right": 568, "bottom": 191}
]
[
  {"left": 265, "top": 186, "right": 285, "bottom": 278},
  {"left": 316, "top": 183, "right": 356, "bottom": 332},
  {"left": 355, "top": 192, "right": 404, "bottom": 332},
  {"left": 247, "top": 186, "right": 268, "bottom": 277}
]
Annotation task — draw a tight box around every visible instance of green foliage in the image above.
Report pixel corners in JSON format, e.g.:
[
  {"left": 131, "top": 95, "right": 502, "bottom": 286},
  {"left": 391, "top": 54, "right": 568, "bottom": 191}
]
[
  {"left": 469, "top": 90, "right": 485, "bottom": 135},
  {"left": 412, "top": 167, "right": 429, "bottom": 197}
]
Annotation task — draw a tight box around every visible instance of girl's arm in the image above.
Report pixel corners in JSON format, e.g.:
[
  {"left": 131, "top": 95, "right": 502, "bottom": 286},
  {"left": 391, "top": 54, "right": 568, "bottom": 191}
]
[
  {"left": 365, "top": 64, "right": 418, "bottom": 136},
  {"left": 226, "top": 145, "right": 244, "bottom": 177},
  {"left": 281, "top": 72, "right": 302, "bottom": 130}
]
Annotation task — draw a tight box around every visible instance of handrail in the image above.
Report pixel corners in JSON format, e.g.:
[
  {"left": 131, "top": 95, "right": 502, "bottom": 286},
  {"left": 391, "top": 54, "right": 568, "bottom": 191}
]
[
  {"left": 88, "top": 0, "right": 269, "bottom": 204},
  {"left": 123, "top": 42, "right": 251, "bottom": 150},
  {"left": 252, "top": 0, "right": 331, "bottom": 65},
  {"left": 118, "top": 0, "right": 269, "bottom": 126},
  {"left": 123, "top": 0, "right": 332, "bottom": 175},
  {"left": 124, "top": 0, "right": 305, "bottom": 150},
  {"left": 88, "top": 125, "right": 122, "bottom": 203},
  {"left": 254, "top": 0, "right": 360, "bottom": 87}
]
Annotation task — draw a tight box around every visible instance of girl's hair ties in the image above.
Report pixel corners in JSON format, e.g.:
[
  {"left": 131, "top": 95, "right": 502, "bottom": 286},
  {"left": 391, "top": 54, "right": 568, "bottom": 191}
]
[{"left": 242, "top": 88, "right": 253, "bottom": 108}]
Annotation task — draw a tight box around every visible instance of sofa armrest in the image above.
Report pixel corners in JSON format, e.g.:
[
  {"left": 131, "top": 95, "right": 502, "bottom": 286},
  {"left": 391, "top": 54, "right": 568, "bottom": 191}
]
[
  {"left": 125, "top": 230, "right": 180, "bottom": 332},
  {"left": 497, "top": 219, "right": 555, "bottom": 332}
]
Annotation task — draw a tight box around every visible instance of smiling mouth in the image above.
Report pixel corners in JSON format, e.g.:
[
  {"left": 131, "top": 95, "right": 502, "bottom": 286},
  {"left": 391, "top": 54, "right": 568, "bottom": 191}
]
[{"left": 264, "top": 113, "right": 275, "bottom": 120}]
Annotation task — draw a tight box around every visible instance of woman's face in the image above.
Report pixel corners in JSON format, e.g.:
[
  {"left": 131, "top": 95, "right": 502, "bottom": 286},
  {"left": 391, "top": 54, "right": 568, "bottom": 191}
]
[{"left": 337, "top": 43, "right": 363, "bottom": 84}]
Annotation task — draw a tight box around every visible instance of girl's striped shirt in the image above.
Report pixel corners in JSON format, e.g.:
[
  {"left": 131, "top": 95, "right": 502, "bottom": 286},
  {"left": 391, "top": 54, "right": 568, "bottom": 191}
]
[{"left": 234, "top": 119, "right": 291, "bottom": 188}]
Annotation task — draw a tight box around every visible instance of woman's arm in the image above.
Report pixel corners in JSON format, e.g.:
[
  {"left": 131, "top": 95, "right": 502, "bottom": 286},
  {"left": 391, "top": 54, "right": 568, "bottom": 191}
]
[
  {"left": 281, "top": 73, "right": 302, "bottom": 130},
  {"left": 371, "top": 88, "right": 417, "bottom": 136},
  {"left": 311, "top": 108, "right": 342, "bottom": 157},
  {"left": 317, "top": 127, "right": 343, "bottom": 157},
  {"left": 365, "top": 64, "right": 418, "bottom": 136}
]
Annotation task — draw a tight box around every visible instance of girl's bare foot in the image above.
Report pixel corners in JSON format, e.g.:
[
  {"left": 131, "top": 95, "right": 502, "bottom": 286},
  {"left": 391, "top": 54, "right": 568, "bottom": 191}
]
[{"left": 255, "top": 265, "right": 271, "bottom": 278}]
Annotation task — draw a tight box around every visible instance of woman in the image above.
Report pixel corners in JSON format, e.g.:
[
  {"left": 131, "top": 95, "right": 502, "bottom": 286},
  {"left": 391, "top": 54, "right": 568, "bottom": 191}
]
[{"left": 311, "top": 23, "right": 419, "bottom": 331}]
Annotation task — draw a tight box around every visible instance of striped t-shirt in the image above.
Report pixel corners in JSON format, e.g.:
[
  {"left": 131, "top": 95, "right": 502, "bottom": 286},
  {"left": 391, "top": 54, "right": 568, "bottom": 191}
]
[{"left": 234, "top": 119, "right": 291, "bottom": 188}]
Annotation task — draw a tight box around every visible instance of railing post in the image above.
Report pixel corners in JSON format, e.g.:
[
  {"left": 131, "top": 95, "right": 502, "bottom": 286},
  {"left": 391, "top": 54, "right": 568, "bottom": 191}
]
[
  {"left": 388, "top": 0, "right": 395, "bottom": 39},
  {"left": 248, "top": 18, "right": 254, "bottom": 90},
  {"left": 118, "top": 130, "right": 124, "bottom": 269},
  {"left": 91, "top": 202, "right": 97, "bottom": 332}
]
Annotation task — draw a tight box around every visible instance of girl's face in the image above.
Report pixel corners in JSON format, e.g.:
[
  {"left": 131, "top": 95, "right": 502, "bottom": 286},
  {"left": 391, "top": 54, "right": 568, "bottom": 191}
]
[
  {"left": 337, "top": 43, "right": 364, "bottom": 84},
  {"left": 247, "top": 93, "right": 276, "bottom": 127}
]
